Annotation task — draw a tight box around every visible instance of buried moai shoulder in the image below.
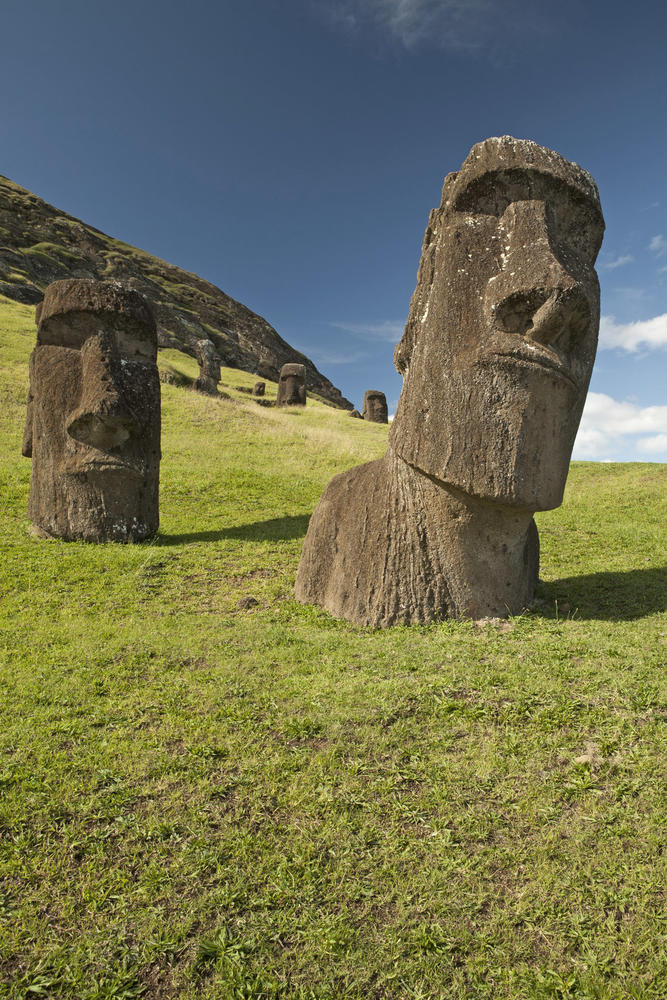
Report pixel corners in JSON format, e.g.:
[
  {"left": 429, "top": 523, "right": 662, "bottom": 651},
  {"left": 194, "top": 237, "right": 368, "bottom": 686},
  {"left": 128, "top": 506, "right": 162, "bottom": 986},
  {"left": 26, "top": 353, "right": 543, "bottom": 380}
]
[
  {"left": 362, "top": 390, "right": 388, "bottom": 424},
  {"left": 276, "top": 363, "right": 307, "bottom": 406},
  {"left": 296, "top": 136, "right": 604, "bottom": 626},
  {"left": 194, "top": 338, "right": 221, "bottom": 395},
  {"left": 23, "top": 278, "right": 161, "bottom": 543}
]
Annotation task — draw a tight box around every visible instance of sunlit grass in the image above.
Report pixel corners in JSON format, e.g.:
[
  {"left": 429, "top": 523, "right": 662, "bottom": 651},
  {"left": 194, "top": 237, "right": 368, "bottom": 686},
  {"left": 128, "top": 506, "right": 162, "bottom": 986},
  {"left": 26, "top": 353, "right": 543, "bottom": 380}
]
[{"left": 0, "top": 293, "right": 665, "bottom": 999}]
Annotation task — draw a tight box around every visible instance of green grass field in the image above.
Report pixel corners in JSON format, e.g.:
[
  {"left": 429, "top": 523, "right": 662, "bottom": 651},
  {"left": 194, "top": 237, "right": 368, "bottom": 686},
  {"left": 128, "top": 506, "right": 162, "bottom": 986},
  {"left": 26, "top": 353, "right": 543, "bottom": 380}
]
[{"left": 1, "top": 294, "right": 665, "bottom": 1000}]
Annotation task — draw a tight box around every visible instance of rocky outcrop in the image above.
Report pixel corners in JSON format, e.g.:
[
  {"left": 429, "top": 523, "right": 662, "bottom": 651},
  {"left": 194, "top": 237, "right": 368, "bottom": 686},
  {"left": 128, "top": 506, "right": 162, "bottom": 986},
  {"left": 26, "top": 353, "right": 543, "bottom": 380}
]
[{"left": 0, "top": 174, "right": 353, "bottom": 409}]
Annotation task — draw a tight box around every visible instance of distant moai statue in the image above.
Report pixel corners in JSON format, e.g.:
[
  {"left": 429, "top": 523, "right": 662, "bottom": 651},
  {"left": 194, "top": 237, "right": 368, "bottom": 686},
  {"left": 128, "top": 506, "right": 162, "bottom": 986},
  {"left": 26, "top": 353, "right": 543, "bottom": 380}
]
[
  {"left": 252, "top": 381, "right": 266, "bottom": 397},
  {"left": 276, "top": 363, "right": 307, "bottom": 406},
  {"left": 22, "top": 278, "right": 161, "bottom": 542},
  {"left": 348, "top": 409, "right": 362, "bottom": 419},
  {"left": 362, "top": 390, "right": 388, "bottom": 424},
  {"left": 194, "top": 338, "right": 221, "bottom": 395},
  {"left": 296, "top": 137, "right": 604, "bottom": 626}
]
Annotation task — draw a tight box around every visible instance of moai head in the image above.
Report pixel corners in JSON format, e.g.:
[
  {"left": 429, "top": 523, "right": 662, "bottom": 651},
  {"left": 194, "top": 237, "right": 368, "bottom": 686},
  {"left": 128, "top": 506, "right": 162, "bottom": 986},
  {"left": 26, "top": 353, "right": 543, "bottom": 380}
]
[
  {"left": 252, "top": 381, "right": 266, "bottom": 397},
  {"left": 390, "top": 136, "right": 604, "bottom": 511},
  {"left": 23, "top": 279, "right": 161, "bottom": 542},
  {"left": 194, "top": 338, "right": 221, "bottom": 395},
  {"left": 362, "top": 390, "right": 388, "bottom": 424},
  {"left": 276, "top": 363, "right": 307, "bottom": 406},
  {"left": 348, "top": 409, "right": 362, "bottom": 419}
]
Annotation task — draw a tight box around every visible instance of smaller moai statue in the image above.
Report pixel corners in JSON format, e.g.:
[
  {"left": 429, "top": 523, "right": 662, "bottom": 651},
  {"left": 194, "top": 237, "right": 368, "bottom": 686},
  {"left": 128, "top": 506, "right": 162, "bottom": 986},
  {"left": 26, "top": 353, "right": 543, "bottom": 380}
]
[
  {"left": 362, "top": 391, "right": 388, "bottom": 424},
  {"left": 348, "top": 409, "right": 362, "bottom": 419},
  {"left": 276, "top": 363, "right": 307, "bottom": 406},
  {"left": 194, "top": 338, "right": 221, "bottom": 395},
  {"left": 252, "top": 381, "right": 266, "bottom": 397},
  {"left": 23, "top": 278, "right": 161, "bottom": 542}
]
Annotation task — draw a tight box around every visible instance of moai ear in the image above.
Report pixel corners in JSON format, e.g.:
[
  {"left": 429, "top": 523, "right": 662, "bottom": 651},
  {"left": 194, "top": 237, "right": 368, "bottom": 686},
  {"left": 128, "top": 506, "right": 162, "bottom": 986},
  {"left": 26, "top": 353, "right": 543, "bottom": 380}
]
[{"left": 21, "top": 352, "right": 35, "bottom": 458}]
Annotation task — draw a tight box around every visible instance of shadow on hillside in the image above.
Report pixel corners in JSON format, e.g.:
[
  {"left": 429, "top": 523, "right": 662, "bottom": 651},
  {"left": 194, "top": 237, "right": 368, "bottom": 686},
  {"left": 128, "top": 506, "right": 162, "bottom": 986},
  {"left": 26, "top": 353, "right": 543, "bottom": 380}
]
[
  {"left": 157, "top": 514, "right": 311, "bottom": 546},
  {"left": 537, "top": 566, "right": 666, "bottom": 621}
]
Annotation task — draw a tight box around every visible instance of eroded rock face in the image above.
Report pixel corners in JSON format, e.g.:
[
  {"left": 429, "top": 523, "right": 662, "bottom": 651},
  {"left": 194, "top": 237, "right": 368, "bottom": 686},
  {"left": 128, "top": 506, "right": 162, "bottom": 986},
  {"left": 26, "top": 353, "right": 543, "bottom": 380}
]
[
  {"left": 194, "top": 338, "right": 221, "bottom": 395},
  {"left": 296, "top": 137, "right": 604, "bottom": 626},
  {"left": 276, "top": 363, "right": 306, "bottom": 406},
  {"left": 362, "top": 390, "right": 388, "bottom": 424},
  {"left": 252, "top": 381, "right": 266, "bottom": 397},
  {"left": 23, "top": 278, "right": 161, "bottom": 542}
]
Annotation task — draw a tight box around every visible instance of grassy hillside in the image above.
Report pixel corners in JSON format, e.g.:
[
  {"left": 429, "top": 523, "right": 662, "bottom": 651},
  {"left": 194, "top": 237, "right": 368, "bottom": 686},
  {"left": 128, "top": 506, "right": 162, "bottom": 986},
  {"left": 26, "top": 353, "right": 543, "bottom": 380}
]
[
  {"left": 0, "top": 294, "right": 665, "bottom": 1000},
  {"left": 0, "top": 175, "right": 353, "bottom": 409}
]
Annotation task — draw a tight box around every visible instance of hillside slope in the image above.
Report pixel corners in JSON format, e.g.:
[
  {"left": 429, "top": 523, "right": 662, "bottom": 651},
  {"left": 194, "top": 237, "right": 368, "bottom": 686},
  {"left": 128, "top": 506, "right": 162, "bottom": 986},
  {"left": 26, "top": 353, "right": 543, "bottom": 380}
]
[
  {"left": 0, "top": 174, "right": 353, "bottom": 408},
  {"left": 1, "top": 293, "right": 665, "bottom": 999}
]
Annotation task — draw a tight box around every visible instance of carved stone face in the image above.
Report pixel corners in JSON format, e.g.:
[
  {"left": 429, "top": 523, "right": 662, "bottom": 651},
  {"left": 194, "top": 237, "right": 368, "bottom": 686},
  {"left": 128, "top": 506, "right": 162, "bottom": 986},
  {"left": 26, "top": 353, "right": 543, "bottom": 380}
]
[
  {"left": 391, "top": 137, "right": 604, "bottom": 510},
  {"left": 276, "top": 363, "right": 306, "bottom": 406},
  {"left": 362, "top": 390, "right": 388, "bottom": 424},
  {"left": 23, "top": 280, "right": 161, "bottom": 541},
  {"left": 194, "top": 338, "right": 221, "bottom": 393}
]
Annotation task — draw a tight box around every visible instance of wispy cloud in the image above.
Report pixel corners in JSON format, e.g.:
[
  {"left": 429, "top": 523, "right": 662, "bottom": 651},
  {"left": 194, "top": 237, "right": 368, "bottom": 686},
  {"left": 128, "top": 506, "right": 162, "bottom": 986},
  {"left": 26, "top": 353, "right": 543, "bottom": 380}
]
[
  {"left": 573, "top": 392, "right": 667, "bottom": 461},
  {"left": 649, "top": 234, "right": 667, "bottom": 256},
  {"left": 317, "top": 0, "right": 540, "bottom": 51},
  {"left": 329, "top": 319, "right": 405, "bottom": 342},
  {"left": 599, "top": 254, "right": 633, "bottom": 271},
  {"left": 599, "top": 313, "right": 667, "bottom": 352},
  {"left": 310, "top": 348, "right": 370, "bottom": 365}
]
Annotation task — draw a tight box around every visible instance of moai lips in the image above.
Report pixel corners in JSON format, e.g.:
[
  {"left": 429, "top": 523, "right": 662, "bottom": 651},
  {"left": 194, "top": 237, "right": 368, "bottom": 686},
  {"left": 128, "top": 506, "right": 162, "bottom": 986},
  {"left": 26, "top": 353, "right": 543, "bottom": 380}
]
[
  {"left": 296, "top": 137, "right": 604, "bottom": 626},
  {"left": 23, "top": 278, "right": 161, "bottom": 542},
  {"left": 276, "top": 363, "right": 306, "bottom": 407},
  {"left": 362, "top": 390, "right": 388, "bottom": 424}
]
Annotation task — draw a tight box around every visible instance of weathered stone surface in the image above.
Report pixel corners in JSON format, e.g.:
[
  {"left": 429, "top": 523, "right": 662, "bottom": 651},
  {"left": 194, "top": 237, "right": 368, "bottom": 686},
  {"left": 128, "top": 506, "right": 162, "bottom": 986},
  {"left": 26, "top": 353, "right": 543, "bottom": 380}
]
[
  {"left": 296, "top": 137, "right": 604, "bottom": 626},
  {"left": 23, "top": 278, "right": 161, "bottom": 542},
  {"left": 194, "top": 338, "right": 221, "bottom": 395},
  {"left": 0, "top": 174, "right": 354, "bottom": 409},
  {"left": 348, "top": 409, "right": 362, "bottom": 419},
  {"left": 362, "top": 390, "right": 388, "bottom": 424},
  {"left": 252, "top": 381, "right": 266, "bottom": 397},
  {"left": 276, "top": 363, "right": 306, "bottom": 407}
]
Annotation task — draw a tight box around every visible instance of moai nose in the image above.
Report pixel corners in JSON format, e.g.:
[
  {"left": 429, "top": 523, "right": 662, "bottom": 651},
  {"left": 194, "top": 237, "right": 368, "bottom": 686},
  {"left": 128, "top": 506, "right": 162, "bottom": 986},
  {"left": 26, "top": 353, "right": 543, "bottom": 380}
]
[
  {"left": 488, "top": 201, "right": 589, "bottom": 348},
  {"left": 67, "top": 330, "right": 140, "bottom": 448}
]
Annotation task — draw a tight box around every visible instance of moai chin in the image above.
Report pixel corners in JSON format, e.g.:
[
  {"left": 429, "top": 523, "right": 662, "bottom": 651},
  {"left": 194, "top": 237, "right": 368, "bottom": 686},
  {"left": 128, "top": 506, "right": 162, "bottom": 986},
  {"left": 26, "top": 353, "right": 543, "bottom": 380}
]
[
  {"left": 362, "top": 390, "right": 388, "bottom": 424},
  {"left": 194, "top": 338, "right": 221, "bottom": 395},
  {"left": 276, "top": 363, "right": 306, "bottom": 406},
  {"left": 23, "top": 278, "right": 161, "bottom": 542},
  {"left": 296, "top": 137, "right": 604, "bottom": 626}
]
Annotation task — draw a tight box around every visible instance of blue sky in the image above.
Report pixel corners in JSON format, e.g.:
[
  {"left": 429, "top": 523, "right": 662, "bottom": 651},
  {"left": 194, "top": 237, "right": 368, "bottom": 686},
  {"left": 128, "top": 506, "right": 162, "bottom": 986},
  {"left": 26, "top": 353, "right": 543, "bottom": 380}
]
[{"left": 2, "top": 0, "right": 666, "bottom": 460}]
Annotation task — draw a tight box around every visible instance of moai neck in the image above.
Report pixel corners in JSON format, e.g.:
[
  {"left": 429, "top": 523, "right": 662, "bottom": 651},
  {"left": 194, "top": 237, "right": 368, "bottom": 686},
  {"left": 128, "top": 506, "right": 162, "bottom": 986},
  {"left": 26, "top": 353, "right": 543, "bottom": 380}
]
[{"left": 388, "top": 449, "right": 539, "bottom": 619}]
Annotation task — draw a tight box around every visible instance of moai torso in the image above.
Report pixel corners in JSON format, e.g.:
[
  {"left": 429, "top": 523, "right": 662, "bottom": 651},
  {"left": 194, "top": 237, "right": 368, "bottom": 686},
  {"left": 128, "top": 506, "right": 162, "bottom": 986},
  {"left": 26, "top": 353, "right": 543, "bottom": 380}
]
[{"left": 23, "top": 279, "right": 161, "bottom": 542}]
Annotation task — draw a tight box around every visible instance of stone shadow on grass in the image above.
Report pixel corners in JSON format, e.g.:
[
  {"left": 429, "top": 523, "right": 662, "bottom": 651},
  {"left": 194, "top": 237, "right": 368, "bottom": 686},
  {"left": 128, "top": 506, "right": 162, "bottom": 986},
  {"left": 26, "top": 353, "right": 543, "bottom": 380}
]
[
  {"left": 536, "top": 566, "right": 666, "bottom": 621},
  {"left": 157, "top": 514, "right": 311, "bottom": 546}
]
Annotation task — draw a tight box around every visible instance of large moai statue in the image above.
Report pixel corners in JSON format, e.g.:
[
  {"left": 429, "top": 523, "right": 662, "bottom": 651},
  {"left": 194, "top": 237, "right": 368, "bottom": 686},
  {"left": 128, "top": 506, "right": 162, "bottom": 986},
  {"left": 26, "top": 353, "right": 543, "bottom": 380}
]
[
  {"left": 276, "top": 363, "right": 307, "bottom": 406},
  {"left": 362, "top": 390, "right": 388, "bottom": 424},
  {"left": 296, "top": 137, "right": 604, "bottom": 626},
  {"left": 194, "top": 338, "right": 221, "bottom": 395},
  {"left": 22, "top": 279, "right": 161, "bottom": 542}
]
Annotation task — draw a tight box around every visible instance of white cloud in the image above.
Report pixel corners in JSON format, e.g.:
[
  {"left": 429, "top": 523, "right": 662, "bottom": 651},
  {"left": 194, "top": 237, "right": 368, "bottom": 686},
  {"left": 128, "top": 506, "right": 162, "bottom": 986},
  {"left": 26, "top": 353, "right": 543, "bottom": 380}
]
[
  {"left": 330, "top": 319, "right": 405, "bottom": 342},
  {"left": 637, "top": 433, "right": 667, "bottom": 454},
  {"left": 599, "top": 314, "right": 667, "bottom": 352},
  {"left": 649, "top": 234, "right": 667, "bottom": 256},
  {"left": 318, "top": 0, "right": 531, "bottom": 50},
  {"left": 311, "top": 348, "right": 369, "bottom": 365},
  {"left": 599, "top": 254, "right": 633, "bottom": 270},
  {"left": 573, "top": 392, "right": 667, "bottom": 461}
]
